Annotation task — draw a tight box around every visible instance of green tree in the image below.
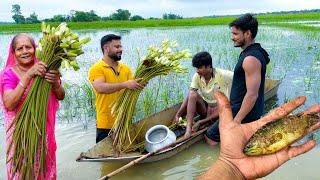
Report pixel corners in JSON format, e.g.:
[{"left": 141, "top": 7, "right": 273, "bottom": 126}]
[
  {"left": 71, "top": 10, "right": 100, "bottom": 22},
  {"left": 52, "top": 14, "right": 69, "bottom": 22},
  {"left": 26, "top": 12, "right": 40, "bottom": 23},
  {"left": 163, "top": 13, "right": 168, "bottom": 19},
  {"left": 11, "top": 4, "right": 25, "bottom": 24},
  {"left": 110, "top": 9, "right": 131, "bottom": 20},
  {"left": 101, "top": 16, "right": 111, "bottom": 21},
  {"left": 88, "top": 10, "right": 100, "bottom": 21},
  {"left": 163, "top": 13, "right": 183, "bottom": 19},
  {"left": 130, "top": 15, "right": 144, "bottom": 21}
]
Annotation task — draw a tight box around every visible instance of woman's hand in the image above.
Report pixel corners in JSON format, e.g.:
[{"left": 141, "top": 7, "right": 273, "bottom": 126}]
[
  {"left": 26, "top": 61, "right": 47, "bottom": 78},
  {"left": 44, "top": 70, "right": 61, "bottom": 88},
  {"left": 44, "top": 70, "right": 65, "bottom": 100}
]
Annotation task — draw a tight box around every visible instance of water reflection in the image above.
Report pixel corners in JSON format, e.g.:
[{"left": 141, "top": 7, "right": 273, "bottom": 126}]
[
  {"left": 99, "top": 141, "right": 219, "bottom": 180},
  {"left": 264, "top": 95, "right": 279, "bottom": 113}
]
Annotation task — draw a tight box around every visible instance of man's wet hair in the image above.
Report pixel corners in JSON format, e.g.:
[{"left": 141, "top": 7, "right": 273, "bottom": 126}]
[
  {"left": 100, "top": 34, "right": 121, "bottom": 53},
  {"left": 229, "top": 13, "right": 258, "bottom": 39},
  {"left": 192, "top": 51, "right": 212, "bottom": 68}
]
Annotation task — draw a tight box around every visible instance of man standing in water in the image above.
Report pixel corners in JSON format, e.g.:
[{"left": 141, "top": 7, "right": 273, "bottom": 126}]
[
  {"left": 205, "top": 13, "right": 270, "bottom": 145},
  {"left": 88, "top": 34, "right": 144, "bottom": 143}
]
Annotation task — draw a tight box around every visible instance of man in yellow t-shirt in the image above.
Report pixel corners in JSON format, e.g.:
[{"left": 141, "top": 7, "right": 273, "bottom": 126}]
[
  {"left": 88, "top": 34, "right": 144, "bottom": 143},
  {"left": 174, "top": 51, "right": 220, "bottom": 140}
]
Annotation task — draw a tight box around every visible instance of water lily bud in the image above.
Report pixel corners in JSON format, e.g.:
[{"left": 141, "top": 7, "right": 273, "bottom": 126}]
[
  {"left": 57, "top": 22, "right": 68, "bottom": 33},
  {"left": 69, "top": 49, "right": 84, "bottom": 55},
  {"left": 165, "top": 47, "right": 172, "bottom": 54},
  {"left": 55, "top": 31, "right": 61, "bottom": 36},
  {"left": 45, "top": 25, "right": 51, "bottom": 33},
  {"left": 41, "top": 22, "right": 46, "bottom": 33},
  {"left": 51, "top": 27, "right": 56, "bottom": 34},
  {"left": 79, "top": 37, "right": 91, "bottom": 44},
  {"left": 70, "top": 33, "right": 79, "bottom": 40},
  {"left": 35, "top": 49, "right": 42, "bottom": 59},
  {"left": 60, "top": 42, "right": 69, "bottom": 48},
  {"left": 184, "top": 52, "right": 192, "bottom": 58},
  {"left": 61, "top": 60, "right": 71, "bottom": 69},
  {"left": 67, "top": 52, "right": 77, "bottom": 57},
  {"left": 70, "top": 42, "right": 82, "bottom": 49},
  {"left": 70, "top": 61, "right": 80, "bottom": 71}
]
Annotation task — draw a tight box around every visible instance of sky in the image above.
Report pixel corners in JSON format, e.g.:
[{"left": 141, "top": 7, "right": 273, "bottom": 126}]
[{"left": 1, "top": 0, "right": 320, "bottom": 22}]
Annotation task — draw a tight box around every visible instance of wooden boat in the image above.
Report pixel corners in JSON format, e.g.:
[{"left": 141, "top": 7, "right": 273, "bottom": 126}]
[{"left": 76, "top": 70, "right": 281, "bottom": 163}]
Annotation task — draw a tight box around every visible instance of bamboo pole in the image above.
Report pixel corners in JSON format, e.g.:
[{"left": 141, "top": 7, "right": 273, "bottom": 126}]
[{"left": 99, "top": 127, "right": 209, "bottom": 180}]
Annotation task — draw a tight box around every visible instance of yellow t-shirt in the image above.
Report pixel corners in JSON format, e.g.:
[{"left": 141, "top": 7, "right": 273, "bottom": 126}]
[
  {"left": 190, "top": 68, "right": 227, "bottom": 105},
  {"left": 88, "top": 59, "right": 133, "bottom": 129}
]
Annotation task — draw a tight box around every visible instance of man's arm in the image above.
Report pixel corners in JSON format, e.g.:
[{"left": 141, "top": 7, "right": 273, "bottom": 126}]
[
  {"left": 174, "top": 74, "right": 199, "bottom": 123},
  {"left": 233, "top": 56, "right": 261, "bottom": 122},
  {"left": 198, "top": 158, "right": 245, "bottom": 180},
  {"left": 92, "top": 77, "right": 143, "bottom": 94}
]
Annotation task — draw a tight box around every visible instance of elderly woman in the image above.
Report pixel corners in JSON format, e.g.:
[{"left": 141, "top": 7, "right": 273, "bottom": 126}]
[{"left": 0, "top": 33, "right": 65, "bottom": 179}]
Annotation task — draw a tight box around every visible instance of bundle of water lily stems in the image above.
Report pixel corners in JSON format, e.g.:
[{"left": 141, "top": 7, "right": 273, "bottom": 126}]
[
  {"left": 112, "top": 40, "right": 191, "bottom": 153},
  {"left": 7, "top": 22, "right": 90, "bottom": 179}
]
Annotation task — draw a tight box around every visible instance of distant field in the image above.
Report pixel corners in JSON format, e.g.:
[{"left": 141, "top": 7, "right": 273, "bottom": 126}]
[{"left": 0, "top": 12, "right": 320, "bottom": 33}]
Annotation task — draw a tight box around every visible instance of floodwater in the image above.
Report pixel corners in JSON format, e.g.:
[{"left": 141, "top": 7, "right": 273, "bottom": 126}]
[
  {"left": 0, "top": 25, "right": 320, "bottom": 179},
  {"left": 1, "top": 121, "right": 319, "bottom": 179}
]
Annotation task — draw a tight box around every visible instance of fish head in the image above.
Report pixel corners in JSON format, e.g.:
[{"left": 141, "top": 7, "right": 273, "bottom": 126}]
[
  {"left": 305, "top": 113, "right": 320, "bottom": 127},
  {"left": 243, "top": 142, "right": 264, "bottom": 156}
]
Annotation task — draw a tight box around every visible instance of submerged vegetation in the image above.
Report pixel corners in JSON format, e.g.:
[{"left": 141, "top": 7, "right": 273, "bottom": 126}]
[
  {"left": 45, "top": 18, "right": 320, "bottom": 127},
  {"left": 0, "top": 12, "right": 319, "bottom": 130}
]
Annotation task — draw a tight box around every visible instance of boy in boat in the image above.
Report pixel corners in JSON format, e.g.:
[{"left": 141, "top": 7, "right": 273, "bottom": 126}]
[{"left": 174, "top": 51, "right": 227, "bottom": 141}]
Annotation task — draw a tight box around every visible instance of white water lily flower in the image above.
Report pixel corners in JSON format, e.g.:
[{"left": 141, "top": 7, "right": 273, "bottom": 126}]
[
  {"left": 58, "top": 23, "right": 68, "bottom": 33},
  {"left": 112, "top": 39, "right": 191, "bottom": 153},
  {"left": 163, "top": 59, "right": 171, "bottom": 65},
  {"left": 181, "top": 49, "right": 190, "bottom": 54},
  {"left": 172, "top": 61, "right": 180, "bottom": 67},
  {"left": 141, "top": 56, "right": 147, "bottom": 62},
  {"left": 184, "top": 52, "right": 192, "bottom": 58},
  {"left": 55, "top": 31, "right": 61, "bottom": 36},
  {"left": 162, "top": 56, "right": 170, "bottom": 63},
  {"left": 165, "top": 47, "right": 172, "bottom": 54}
]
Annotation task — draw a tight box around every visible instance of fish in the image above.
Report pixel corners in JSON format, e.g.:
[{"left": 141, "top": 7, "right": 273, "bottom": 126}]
[{"left": 244, "top": 112, "right": 320, "bottom": 156}]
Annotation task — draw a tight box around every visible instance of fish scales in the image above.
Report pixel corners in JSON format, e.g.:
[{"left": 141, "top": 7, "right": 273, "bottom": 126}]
[{"left": 244, "top": 113, "right": 319, "bottom": 156}]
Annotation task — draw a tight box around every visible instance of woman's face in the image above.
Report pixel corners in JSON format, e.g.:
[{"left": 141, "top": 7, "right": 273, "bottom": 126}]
[{"left": 13, "top": 35, "right": 35, "bottom": 66}]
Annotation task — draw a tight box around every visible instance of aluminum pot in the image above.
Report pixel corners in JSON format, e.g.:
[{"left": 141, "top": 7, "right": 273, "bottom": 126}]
[{"left": 145, "top": 125, "right": 176, "bottom": 153}]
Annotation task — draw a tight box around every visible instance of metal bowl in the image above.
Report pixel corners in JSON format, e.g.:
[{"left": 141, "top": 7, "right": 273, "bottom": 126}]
[{"left": 145, "top": 125, "right": 176, "bottom": 153}]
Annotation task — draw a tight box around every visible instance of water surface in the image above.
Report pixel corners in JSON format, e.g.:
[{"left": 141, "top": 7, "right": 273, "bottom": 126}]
[{"left": 0, "top": 25, "right": 319, "bottom": 179}]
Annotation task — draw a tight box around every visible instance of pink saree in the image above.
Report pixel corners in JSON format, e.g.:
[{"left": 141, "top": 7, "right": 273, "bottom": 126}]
[{"left": 0, "top": 40, "right": 59, "bottom": 179}]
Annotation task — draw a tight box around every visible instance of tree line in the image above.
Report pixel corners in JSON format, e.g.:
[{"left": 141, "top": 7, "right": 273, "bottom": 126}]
[{"left": 11, "top": 4, "right": 183, "bottom": 24}]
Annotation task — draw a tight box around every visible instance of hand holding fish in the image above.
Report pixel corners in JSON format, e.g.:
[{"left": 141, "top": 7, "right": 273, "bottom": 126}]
[{"left": 199, "top": 91, "right": 320, "bottom": 180}]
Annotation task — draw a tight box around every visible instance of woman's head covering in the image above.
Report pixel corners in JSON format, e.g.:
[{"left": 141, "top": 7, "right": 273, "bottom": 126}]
[
  {"left": 1, "top": 34, "right": 60, "bottom": 179},
  {"left": 5, "top": 33, "right": 37, "bottom": 68},
  {"left": 0, "top": 33, "right": 37, "bottom": 101}
]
